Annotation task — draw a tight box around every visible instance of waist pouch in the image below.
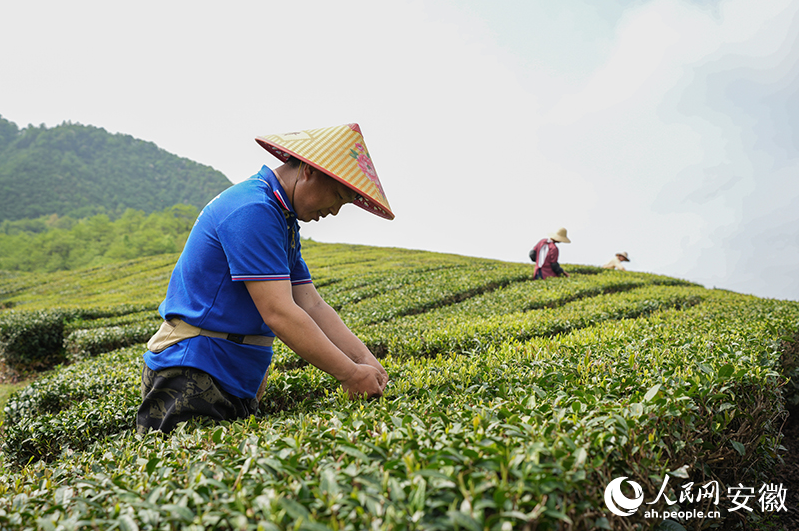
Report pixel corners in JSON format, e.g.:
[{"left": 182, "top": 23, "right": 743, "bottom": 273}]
[{"left": 147, "top": 318, "right": 275, "bottom": 353}]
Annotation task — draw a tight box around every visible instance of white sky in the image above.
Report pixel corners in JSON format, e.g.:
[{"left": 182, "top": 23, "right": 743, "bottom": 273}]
[{"left": 1, "top": 0, "right": 797, "bottom": 300}]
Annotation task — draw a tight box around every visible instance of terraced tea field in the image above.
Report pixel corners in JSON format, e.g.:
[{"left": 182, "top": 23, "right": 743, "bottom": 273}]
[{"left": 0, "top": 241, "right": 796, "bottom": 530}]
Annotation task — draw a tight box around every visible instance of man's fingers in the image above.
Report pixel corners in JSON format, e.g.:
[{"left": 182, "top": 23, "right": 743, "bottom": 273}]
[{"left": 342, "top": 364, "right": 385, "bottom": 399}]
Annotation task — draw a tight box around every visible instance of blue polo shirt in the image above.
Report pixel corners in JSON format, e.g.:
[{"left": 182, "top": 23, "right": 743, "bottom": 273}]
[{"left": 143, "top": 166, "right": 312, "bottom": 398}]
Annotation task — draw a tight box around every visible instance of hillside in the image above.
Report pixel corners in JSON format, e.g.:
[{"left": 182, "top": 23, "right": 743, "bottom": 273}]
[
  {"left": 0, "top": 116, "right": 232, "bottom": 221},
  {"left": 0, "top": 244, "right": 797, "bottom": 530}
]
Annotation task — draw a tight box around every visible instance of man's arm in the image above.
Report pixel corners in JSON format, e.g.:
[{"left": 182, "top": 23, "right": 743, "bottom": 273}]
[
  {"left": 245, "top": 280, "right": 385, "bottom": 398},
  {"left": 552, "top": 262, "right": 570, "bottom": 277},
  {"left": 291, "top": 283, "right": 389, "bottom": 386}
]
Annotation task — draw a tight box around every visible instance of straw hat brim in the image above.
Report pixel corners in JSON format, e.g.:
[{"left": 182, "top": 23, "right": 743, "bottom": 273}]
[
  {"left": 548, "top": 233, "right": 571, "bottom": 243},
  {"left": 255, "top": 124, "right": 394, "bottom": 220}
]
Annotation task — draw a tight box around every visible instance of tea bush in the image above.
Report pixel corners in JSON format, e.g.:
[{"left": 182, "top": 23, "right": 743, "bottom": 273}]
[
  {"left": 2, "top": 347, "right": 142, "bottom": 428},
  {"left": 63, "top": 311, "right": 161, "bottom": 362},
  {"left": 64, "top": 324, "right": 158, "bottom": 362},
  {"left": 0, "top": 309, "right": 78, "bottom": 370},
  {"left": 0, "top": 254, "right": 176, "bottom": 310},
  {"left": 359, "top": 284, "right": 705, "bottom": 358},
  {"left": 0, "top": 242, "right": 796, "bottom": 530},
  {"left": 335, "top": 264, "right": 532, "bottom": 326},
  {"left": 0, "top": 305, "right": 158, "bottom": 372}
]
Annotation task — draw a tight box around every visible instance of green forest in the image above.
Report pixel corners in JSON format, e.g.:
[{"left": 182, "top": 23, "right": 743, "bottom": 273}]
[
  {"left": 0, "top": 116, "right": 231, "bottom": 221},
  {"left": 0, "top": 205, "right": 198, "bottom": 273}
]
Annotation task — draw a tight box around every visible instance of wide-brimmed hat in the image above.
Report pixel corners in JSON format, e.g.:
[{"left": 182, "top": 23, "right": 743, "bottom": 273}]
[
  {"left": 255, "top": 123, "right": 394, "bottom": 220},
  {"left": 548, "top": 227, "right": 571, "bottom": 243},
  {"left": 616, "top": 252, "right": 630, "bottom": 261}
]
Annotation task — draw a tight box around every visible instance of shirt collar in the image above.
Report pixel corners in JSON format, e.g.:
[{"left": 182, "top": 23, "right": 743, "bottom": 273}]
[{"left": 257, "top": 165, "right": 295, "bottom": 215}]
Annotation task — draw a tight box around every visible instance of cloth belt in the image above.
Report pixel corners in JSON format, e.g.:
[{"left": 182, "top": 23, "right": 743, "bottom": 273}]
[{"left": 147, "top": 318, "right": 274, "bottom": 353}]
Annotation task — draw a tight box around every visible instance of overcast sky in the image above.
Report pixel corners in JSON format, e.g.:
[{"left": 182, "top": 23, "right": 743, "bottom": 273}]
[{"left": 1, "top": 0, "right": 797, "bottom": 301}]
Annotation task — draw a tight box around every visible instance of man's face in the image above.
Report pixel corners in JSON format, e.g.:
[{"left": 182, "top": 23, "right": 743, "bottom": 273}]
[{"left": 294, "top": 167, "right": 358, "bottom": 223}]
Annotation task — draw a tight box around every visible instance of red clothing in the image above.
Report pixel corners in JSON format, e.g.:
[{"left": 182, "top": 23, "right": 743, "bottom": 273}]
[{"left": 532, "top": 238, "right": 562, "bottom": 278}]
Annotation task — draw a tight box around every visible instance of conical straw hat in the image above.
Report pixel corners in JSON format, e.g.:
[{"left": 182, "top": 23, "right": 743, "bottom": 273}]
[{"left": 255, "top": 123, "right": 394, "bottom": 220}]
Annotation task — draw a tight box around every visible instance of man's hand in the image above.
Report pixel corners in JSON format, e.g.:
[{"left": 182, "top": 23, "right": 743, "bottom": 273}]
[
  {"left": 340, "top": 363, "right": 386, "bottom": 399},
  {"left": 352, "top": 352, "right": 389, "bottom": 389}
]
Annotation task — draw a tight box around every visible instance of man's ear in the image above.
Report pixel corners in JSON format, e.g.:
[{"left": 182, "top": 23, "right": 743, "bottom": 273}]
[
  {"left": 302, "top": 163, "right": 318, "bottom": 181},
  {"left": 307, "top": 165, "right": 332, "bottom": 185}
]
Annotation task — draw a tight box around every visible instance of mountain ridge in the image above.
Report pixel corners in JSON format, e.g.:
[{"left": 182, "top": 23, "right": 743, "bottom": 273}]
[{"left": 0, "top": 115, "right": 232, "bottom": 221}]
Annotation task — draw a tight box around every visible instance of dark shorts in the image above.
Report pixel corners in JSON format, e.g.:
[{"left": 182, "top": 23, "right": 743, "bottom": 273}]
[{"left": 136, "top": 364, "right": 259, "bottom": 434}]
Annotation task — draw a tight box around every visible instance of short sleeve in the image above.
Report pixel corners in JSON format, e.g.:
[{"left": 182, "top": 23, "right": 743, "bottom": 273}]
[
  {"left": 291, "top": 255, "right": 312, "bottom": 285},
  {"left": 217, "top": 202, "right": 292, "bottom": 282}
]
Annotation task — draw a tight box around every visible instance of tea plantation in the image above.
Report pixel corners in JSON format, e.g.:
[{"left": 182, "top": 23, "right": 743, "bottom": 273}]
[{"left": 0, "top": 242, "right": 796, "bottom": 530}]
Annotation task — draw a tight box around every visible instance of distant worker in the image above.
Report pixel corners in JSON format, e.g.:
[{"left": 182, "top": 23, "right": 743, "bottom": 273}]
[
  {"left": 137, "top": 123, "right": 392, "bottom": 434},
  {"left": 603, "top": 252, "right": 630, "bottom": 271},
  {"left": 529, "top": 227, "right": 571, "bottom": 280}
]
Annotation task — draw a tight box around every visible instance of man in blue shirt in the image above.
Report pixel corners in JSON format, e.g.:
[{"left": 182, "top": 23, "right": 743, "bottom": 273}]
[{"left": 138, "top": 123, "right": 393, "bottom": 433}]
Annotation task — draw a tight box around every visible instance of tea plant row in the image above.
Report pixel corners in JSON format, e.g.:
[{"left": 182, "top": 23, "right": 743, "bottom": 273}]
[
  {"left": 0, "top": 285, "right": 796, "bottom": 530},
  {"left": 2, "top": 281, "right": 704, "bottom": 464},
  {"left": 0, "top": 242, "right": 796, "bottom": 530}
]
